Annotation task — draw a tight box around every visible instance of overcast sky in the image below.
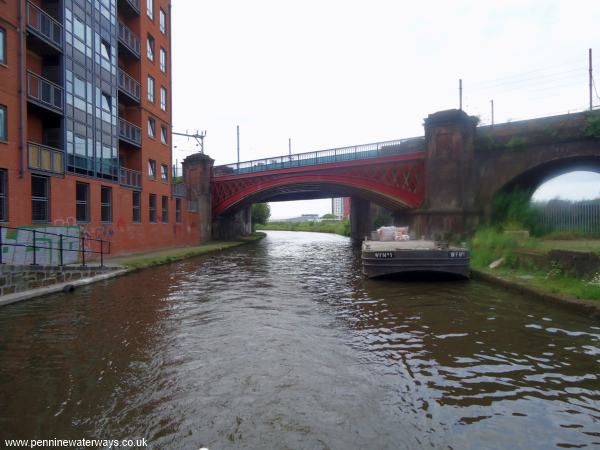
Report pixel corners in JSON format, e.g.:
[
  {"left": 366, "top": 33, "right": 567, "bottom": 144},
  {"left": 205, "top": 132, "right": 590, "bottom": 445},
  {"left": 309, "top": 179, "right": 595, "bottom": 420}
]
[{"left": 171, "top": 0, "right": 600, "bottom": 219}]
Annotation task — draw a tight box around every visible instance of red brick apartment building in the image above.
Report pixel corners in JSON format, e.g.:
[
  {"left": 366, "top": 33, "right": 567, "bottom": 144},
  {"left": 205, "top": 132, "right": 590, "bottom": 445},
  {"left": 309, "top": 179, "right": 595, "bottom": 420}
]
[{"left": 0, "top": 0, "right": 201, "bottom": 257}]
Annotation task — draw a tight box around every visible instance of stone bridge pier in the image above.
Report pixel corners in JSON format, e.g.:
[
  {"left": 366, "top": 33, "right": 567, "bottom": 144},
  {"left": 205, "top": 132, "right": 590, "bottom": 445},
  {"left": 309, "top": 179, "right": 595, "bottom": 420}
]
[
  {"left": 212, "top": 207, "right": 252, "bottom": 240},
  {"left": 182, "top": 153, "right": 252, "bottom": 242},
  {"left": 410, "top": 109, "right": 481, "bottom": 240}
]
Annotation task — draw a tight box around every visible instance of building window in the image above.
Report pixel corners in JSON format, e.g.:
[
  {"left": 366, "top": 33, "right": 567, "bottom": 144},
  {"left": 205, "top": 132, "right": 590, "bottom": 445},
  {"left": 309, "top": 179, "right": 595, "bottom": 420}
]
[
  {"left": 76, "top": 182, "right": 89, "bottom": 223},
  {"left": 148, "top": 159, "right": 156, "bottom": 179},
  {"left": 149, "top": 193, "right": 156, "bottom": 223},
  {"left": 161, "top": 164, "right": 168, "bottom": 182},
  {"left": 132, "top": 191, "right": 141, "bottom": 223},
  {"left": 159, "top": 9, "right": 166, "bottom": 34},
  {"left": 161, "top": 196, "right": 168, "bottom": 223},
  {"left": 175, "top": 198, "right": 181, "bottom": 223},
  {"left": 101, "top": 93, "right": 112, "bottom": 112},
  {"left": 160, "top": 86, "right": 167, "bottom": 111},
  {"left": 147, "top": 35, "right": 154, "bottom": 61},
  {"left": 147, "top": 0, "right": 154, "bottom": 20},
  {"left": 160, "top": 124, "right": 167, "bottom": 144},
  {"left": 100, "top": 40, "right": 111, "bottom": 61},
  {"left": 0, "top": 28, "right": 6, "bottom": 65},
  {"left": 31, "top": 175, "right": 49, "bottom": 222},
  {"left": 160, "top": 48, "right": 166, "bottom": 73},
  {"left": 147, "top": 75, "right": 154, "bottom": 102},
  {"left": 0, "top": 105, "right": 6, "bottom": 141},
  {"left": 101, "top": 186, "right": 112, "bottom": 223},
  {"left": 0, "top": 169, "right": 7, "bottom": 222},
  {"left": 148, "top": 117, "right": 156, "bottom": 138}
]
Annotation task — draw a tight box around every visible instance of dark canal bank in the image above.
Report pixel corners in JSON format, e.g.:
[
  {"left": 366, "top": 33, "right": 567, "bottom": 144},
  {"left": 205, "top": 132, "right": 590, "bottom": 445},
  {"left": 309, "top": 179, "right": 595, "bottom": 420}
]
[{"left": 1, "top": 231, "right": 599, "bottom": 449}]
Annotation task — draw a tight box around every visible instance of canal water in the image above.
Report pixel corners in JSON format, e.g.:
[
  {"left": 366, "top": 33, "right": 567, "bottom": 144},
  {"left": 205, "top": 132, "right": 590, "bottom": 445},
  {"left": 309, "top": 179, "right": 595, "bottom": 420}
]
[{"left": 0, "top": 231, "right": 599, "bottom": 449}]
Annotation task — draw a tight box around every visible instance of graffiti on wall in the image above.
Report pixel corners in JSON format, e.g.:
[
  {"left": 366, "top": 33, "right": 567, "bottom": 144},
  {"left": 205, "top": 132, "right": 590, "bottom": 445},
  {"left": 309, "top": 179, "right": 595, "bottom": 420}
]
[{"left": 1, "top": 226, "right": 81, "bottom": 265}]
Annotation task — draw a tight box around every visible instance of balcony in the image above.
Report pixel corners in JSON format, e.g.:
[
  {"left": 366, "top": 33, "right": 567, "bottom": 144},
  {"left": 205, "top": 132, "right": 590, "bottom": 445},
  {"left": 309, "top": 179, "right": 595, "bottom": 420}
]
[
  {"left": 118, "top": 21, "right": 140, "bottom": 59},
  {"left": 118, "top": 68, "right": 141, "bottom": 104},
  {"left": 171, "top": 182, "right": 186, "bottom": 198},
  {"left": 120, "top": 167, "right": 142, "bottom": 189},
  {"left": 118, "top": 117, "right": 141, "bottom": 147},
  {"left": 28, "top": 142, "right": 64, "bottom": 175},
  {"left": 118, "top": 0, "right": 140, "bottom": 17},
  {"left": 26, "top": 1, "right": 63, "bottom": 53},
  {"left": 27, "top": 71, "right": 63, "bottom": 115}
]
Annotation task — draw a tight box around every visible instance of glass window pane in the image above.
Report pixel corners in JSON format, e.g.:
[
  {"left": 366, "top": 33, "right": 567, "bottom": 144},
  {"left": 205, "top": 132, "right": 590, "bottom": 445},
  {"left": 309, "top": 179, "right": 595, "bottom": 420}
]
[
  {"left": 0, "top": 28, "right": 5, "bottom": 64},
  {"left": 0, "top": 106, "right": 6, "bottom": 140}
]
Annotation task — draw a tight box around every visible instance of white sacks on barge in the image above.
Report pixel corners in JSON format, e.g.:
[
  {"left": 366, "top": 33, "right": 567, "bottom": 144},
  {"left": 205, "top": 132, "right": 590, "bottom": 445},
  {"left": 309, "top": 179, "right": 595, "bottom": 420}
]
[{"left": 361, "top": 227, "right": 470, "bottom": 279}]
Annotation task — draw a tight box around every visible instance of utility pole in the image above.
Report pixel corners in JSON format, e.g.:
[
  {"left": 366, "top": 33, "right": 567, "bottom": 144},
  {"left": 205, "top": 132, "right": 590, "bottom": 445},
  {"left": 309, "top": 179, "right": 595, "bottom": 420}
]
[
  {"left": 288, "top": 138, "right": 292, "bottom": 157},
  {"left": 172, "top": 130, "right": 206, "bottom": 154},
  {"left": 237, "top": 125, "right": 240, "bottom": 165},
  {"left": 589, "top": 48, "right": 593, "bottom": 111},
  {"left": 490, "top": 99, "right": 495, "bottom": 125},
  {"left": 459, "top": 79, "right": 463, "bottom": 110}
]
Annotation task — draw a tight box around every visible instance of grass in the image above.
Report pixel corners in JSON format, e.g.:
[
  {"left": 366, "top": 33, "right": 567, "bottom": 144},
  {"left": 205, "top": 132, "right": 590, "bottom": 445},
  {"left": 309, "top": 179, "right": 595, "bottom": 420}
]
[
  {"left": 470, "top": 227, "right": 600, "bottom": 301},
  {"left": 108, "top": 233, "right": 266, "bottom": 270},
  {"left": 257, "top": 220, "right": 351, "bottom": 237}
]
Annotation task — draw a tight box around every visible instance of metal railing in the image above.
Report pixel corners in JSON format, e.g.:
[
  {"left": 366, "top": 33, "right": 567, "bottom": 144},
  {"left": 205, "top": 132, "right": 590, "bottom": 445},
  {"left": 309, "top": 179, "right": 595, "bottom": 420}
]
[
  {"left": 118, "top": 117, "right": 141, "bottom": 147},
  {"left": 119, "top": 166, "right": 142, "bottom": 189},
  {"left": 27, "top": 70, "right": 64, "bottom": 113},
  {"left": 26, "top": 1, "right": 63, "bottom": 50},
  {"left": 118, "top": 0, "right": 141, "bottom": 15},
  {"left": 532, "top": 201, "right": 600, "bottom": 235},
  {"left": 28, "top": 142, "right": 64, "bottom": 175},
  {"left": 118, "top": 68, "right": 141, "bottom": 102},
  {"left": 171, "top": 183, "right": 186, "bottom": 197},
  {"left": 0, "top": 225, "right": 111, "bottom": 267},
  {"left": 118, "top": 20, "right": 141, "bottom": 58},
  {"left": 212, "top": 136, "right": 425, "bottom": 176}
]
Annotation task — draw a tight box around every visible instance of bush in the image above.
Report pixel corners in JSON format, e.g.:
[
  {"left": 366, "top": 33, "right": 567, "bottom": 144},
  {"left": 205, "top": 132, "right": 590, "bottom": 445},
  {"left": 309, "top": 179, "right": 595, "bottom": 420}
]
[
  {"left": 469, "top": 227, "right": 520, "bottom": 268},
  {"left": 489, "top": 190, "right": 545, "bottom": 235}
]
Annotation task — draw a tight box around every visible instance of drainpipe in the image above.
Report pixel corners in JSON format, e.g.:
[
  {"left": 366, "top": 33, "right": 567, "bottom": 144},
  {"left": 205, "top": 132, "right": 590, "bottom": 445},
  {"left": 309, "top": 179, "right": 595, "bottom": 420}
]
[{"left": 18, "top": 0, "right": 25, "bottom": 178}]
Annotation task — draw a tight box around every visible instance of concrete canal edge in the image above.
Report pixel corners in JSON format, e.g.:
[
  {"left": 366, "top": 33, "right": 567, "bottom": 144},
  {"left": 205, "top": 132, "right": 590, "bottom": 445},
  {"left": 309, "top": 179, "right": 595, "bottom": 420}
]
[
  {"left": 471, "top": 269, "right": 600, "bottom": 319},
  {"left": 0, "top": 233, "right": 266, "bottom": 308},
  {"left": 0, "top": 269, "right": 131, "bottom": 307}
]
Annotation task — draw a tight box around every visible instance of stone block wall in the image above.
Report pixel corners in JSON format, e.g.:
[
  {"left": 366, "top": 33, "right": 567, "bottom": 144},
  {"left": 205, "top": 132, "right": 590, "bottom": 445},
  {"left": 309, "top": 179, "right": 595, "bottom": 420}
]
[{"left": 0, "top": 265, "right": 116, "bottom": 296}]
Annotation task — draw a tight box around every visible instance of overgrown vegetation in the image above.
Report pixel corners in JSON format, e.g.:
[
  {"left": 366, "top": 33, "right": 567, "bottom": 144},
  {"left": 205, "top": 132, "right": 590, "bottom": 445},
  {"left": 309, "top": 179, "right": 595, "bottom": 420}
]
[
  {"left": 256, "top": 220, "right": 351, "bottom": 237},
  {"left": 583, "top": 111, "right": 600, "bottom": 138},
  {"left": 470, "top": 227, "right": 600, "bottom": 300},
  {"left": 251, "top": 203, "right": 271, "bottom": 231},
  {"left": 470, "top": 189, "right": 600, "bottom": 300}
]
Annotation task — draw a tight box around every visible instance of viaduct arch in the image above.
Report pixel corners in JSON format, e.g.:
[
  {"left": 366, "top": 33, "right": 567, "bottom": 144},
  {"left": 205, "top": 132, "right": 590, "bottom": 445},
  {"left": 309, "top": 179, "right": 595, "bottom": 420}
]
[{"left": 181, "top": 109, "right": 600, "bottom": 242}]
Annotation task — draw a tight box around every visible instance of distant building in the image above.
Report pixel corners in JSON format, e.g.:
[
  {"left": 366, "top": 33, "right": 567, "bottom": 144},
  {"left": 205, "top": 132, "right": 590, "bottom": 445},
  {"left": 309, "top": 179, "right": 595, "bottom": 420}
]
[{"left": 332, "top": 197, "right": 350, "bottom": 219}]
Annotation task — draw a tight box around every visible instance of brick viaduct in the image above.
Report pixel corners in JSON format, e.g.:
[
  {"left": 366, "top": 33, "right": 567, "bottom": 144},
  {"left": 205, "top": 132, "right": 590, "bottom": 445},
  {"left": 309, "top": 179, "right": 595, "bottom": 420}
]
[{"left": 181, "top": 109, "right": 600, "bottom": 242}]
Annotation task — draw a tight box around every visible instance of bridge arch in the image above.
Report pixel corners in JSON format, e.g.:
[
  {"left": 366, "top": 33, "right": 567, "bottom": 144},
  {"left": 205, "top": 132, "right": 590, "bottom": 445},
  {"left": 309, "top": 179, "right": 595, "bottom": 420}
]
[
  {"left": 211, "top": 157, "right": 425, "bottom": 217},
  {"left": 475, "top": 141, "right": 600, "bottom": 210},
  {"left": 212, "top": 174, "right": 422, "bottom": 216}
]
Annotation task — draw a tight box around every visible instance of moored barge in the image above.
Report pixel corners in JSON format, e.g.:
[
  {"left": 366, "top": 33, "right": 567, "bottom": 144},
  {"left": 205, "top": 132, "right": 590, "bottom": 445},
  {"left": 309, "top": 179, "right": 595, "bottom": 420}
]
[{"left": 361, "top": 240, "right": 470, "bottom": 279}]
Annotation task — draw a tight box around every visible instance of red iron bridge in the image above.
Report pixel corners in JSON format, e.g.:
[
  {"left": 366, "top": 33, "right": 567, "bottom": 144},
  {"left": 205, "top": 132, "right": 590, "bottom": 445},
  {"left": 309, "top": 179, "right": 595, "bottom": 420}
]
[{"left": 202, "top": 109, "right": 600, "bottom": 240}]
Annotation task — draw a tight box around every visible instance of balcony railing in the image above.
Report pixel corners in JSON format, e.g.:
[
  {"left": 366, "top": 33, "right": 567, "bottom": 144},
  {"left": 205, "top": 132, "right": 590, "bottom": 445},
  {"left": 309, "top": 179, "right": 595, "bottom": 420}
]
[
  {"left": 27, "top": 71, "right": 64, "bottom": 114},
  {"left": 118, "top": 68, "right": 141, "bottom": 103},
  {"left": 28, "top": 142, "right": 64, "bottom": 175},
  {"left": 118, "top": 0, "right": 141, "bottom": 16},
  {"left": 171, "top": 182, "right": 186, "bottom": 197},
  {"left": 118, "top": 21, "right": 140, "bottom": 58},
  {"left": 120, "top": 167, "right": 142, "bottom": 189},
  {"left": 26, "top": 1, "right": 63, "bottom": 51},
  {"left": 118, "top": 117, "right": 141, "bottom": 147}
]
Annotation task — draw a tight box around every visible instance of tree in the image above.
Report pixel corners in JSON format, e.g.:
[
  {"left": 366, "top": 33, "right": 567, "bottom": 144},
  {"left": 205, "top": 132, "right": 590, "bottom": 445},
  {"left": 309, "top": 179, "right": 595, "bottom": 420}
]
[
  {"left": 321, "top": 213, "right": 337, "bottom": 219},
  {"left": 252, "top": 203, "right": 271, "bottom": 225}
]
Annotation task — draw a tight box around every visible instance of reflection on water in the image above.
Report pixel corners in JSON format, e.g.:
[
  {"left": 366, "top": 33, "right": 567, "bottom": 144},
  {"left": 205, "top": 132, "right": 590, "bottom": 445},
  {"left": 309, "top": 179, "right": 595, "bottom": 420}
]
[{"left": 0, "top": 231, "right": 599, "bottom": 449}]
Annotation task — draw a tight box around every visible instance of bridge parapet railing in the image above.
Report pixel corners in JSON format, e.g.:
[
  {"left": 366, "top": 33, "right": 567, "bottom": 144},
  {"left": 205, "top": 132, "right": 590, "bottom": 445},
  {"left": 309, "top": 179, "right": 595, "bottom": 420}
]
[{"left": 213, "top": 136, "right": 424, "bottom": 176}]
